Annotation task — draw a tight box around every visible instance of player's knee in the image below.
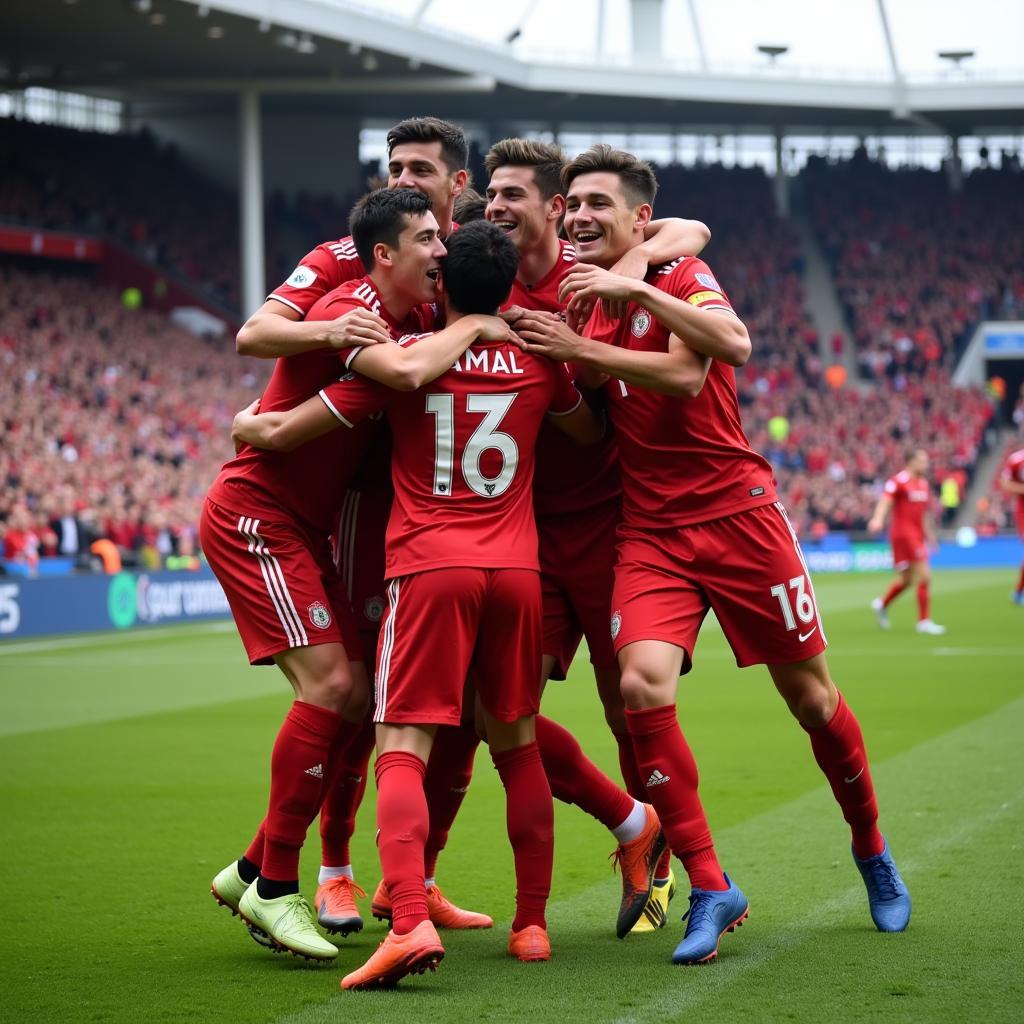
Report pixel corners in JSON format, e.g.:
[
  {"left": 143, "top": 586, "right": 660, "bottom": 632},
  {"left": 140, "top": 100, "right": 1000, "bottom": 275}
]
[
  {"left": 618, "top": 665, "right": 663, "bottom": 709},
  {"left": 300, "top": 666, "right": 357, "bottom": 714}
]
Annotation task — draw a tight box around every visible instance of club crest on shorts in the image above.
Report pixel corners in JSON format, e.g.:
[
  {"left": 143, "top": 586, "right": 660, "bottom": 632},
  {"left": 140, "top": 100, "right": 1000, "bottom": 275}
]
[
  {"left": 610, "top": 610, "right": 622, "bottom": 640},
  {"left": 308, "top": 601, "right": 332, "bottom": 630},
  {"left": 630, "top": 311, "right": 651, "bottom": 338},
  {"left": 364, "top": 596, "right": 385, "bottom": 623}
]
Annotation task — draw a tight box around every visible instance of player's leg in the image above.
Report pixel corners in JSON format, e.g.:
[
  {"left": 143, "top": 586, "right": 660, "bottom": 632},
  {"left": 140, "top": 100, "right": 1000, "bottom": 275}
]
[
  {"left": 768, "top": 653, "right": 911, "bottom": 931},
  {"left": 200, "top": 499, "right": 363, "bottom": 958},
  {"left": 871, "top": 561, "right": 912, "bottom": 629},
  {"left": 341, "top": 722, "right": 446, "bottom": 990},
  {"left": 342, "top": 568, "right": 483, "bottom": 989},
  {"left": 475, "top": 569, "right": 554, "bottom": 961},
  {"left": 910, "top": 557, "right": 945, "bottom": 634}
]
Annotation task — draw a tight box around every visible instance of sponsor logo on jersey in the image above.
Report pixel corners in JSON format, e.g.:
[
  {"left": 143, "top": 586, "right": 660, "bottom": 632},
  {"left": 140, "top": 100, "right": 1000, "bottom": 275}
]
[
  {"left": 308, "top": 601, "right": 332, "bottom": 629},
  {"left": 610, "top": 610, "right": 622, "bottom": 639},
  {"left": 696, "top": 272, "right": 721, "bottom": 291},
  {"left": 687, "top": 290, "right": 722, "bottom": 305},
  {"left": 364, "top": 596, "right": 385, "bottom": 623},
  {"left": 749, "top": 486, "right": 765, "bottom": 497},
  {"left": 286, "top": 265, "right": 317, "bottom": 289},
  {"left": 630, "top": 311, "right": 651, "bottom": 338}
]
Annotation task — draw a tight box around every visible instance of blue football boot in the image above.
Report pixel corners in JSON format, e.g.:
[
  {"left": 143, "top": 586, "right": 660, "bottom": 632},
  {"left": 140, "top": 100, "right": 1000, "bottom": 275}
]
[
  {"left": 854, "top": 838, "right": 911, "bottom": 932},
  {"left": 671, "top": 873, "right": 748, "bottom": 964}
]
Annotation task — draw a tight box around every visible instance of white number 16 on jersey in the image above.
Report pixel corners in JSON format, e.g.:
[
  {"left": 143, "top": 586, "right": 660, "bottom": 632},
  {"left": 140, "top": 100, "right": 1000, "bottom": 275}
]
[
  {"left": 426, "top": 392, "right": 520, "bottom": 499},
  {"left": 769, "top": 574, "right": 816, "bottom": 631}
]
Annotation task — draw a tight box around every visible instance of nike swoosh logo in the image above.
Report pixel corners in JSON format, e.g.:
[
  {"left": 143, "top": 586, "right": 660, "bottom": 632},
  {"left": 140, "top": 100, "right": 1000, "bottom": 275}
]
[
  {"left": 844, "top": 767, "right": 865, "bottom": 784},
  {"left": 798, "top": 627, "right": 818, "bottom": 643}
]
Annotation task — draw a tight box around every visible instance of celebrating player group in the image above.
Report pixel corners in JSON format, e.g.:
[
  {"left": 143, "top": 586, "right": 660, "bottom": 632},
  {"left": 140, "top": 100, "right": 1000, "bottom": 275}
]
[{"left": 201, "top": 116, "right": 911, "bottom": 991}]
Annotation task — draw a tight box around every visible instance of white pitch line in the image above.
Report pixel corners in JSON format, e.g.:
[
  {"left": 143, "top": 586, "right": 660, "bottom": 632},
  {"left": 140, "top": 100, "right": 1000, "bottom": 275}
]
[{"left": 0, "top": 620, "right": 235, "bottom": 657}]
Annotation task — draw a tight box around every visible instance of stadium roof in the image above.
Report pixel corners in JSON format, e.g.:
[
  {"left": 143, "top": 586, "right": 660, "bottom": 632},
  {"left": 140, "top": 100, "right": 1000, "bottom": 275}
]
[{"left": 3, "top": 0, "right": 1022, "bottom": 133}]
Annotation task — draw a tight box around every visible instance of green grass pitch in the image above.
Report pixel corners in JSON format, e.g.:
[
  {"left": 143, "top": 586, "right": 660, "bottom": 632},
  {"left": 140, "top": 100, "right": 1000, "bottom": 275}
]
[{"left": 2, "top": 568, "right": 1022, "bottom": 1023}]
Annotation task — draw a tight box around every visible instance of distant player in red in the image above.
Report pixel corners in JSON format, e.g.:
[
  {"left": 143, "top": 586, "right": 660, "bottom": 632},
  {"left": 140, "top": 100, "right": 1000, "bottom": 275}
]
[
  {"left": 204, "top": 189, "right": 513, "bottom": 960},
  {"left": 868, "top": 448, "right": 946, "bottom": 634},
  {"left": 233, "top": 118, "right": 491, "bottom": 933},
  {"left": 999, "top": 446, "right": 1024, "bottom": 604},
  {"left": 233, "top": 221, "right": 602, "bottom": 987},
  {"left": 515, "top": 144, "right": 910, "bottom": 964},
  {"left": 485, "top": 136, "right": 712, "bottom": 934}
]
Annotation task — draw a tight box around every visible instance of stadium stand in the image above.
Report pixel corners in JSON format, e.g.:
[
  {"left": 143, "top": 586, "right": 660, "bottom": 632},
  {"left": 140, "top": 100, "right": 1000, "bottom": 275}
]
[{"left": 0, "top": 264, "right": 269, "bottom": 573}]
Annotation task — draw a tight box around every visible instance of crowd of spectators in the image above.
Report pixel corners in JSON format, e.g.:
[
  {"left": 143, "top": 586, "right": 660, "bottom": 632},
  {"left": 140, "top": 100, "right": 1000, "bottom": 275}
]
[
  {"left": 0, "top": 266, "right": 269, "bottom": 575},
  {"left": 803, "top": 149, "right": 1024, "bottom": 381}
]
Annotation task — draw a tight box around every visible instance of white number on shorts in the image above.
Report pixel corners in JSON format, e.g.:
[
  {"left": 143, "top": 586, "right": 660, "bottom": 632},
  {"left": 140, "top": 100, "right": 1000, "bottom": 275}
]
[
  {"left": 426, "top": 392, "right": 519, "bottom": 498},
  {"left": 769, "top": 575, "right": 815, "bottom": 631}
]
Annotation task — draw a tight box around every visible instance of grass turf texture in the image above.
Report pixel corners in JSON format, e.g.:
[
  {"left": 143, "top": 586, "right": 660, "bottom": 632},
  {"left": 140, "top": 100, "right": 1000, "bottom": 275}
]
[{"left": 1, "top": 568, "right": 1022, "bottom": 1024}]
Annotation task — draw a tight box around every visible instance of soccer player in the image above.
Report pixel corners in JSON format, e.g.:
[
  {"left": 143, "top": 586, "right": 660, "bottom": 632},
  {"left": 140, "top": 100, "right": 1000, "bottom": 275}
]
[
  {"left": 205, "top": 189, "right": 514, "bottom": 959},
  {"left": 514, "top": 144, "right": 911, "bottom": 964},
  {"left": 233, "top": 117, "right": 493, "bottom": 935},
  {"left": 999, "top": 445, "right": 1024, "bottom": 604},
  {"left": 868, "top": 448, "right": 946, "bottom": 634},
  {"left": 484, "top": 136, "right": 712, "bottom": 933},
  {"left": 232, "top": 220, "right": 603, "bottom": 987}
]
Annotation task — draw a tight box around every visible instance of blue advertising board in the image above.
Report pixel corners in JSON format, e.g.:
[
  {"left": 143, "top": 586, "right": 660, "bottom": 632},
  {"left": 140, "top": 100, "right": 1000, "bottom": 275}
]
[{"left": 0, "top": 568, "right": 230, "bottom": 640}]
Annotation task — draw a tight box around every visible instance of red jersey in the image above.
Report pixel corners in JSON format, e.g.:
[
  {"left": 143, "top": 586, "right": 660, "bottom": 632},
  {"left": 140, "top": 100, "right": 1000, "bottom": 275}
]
[
  {"left": 883, "top": 470, "right": 931, "bottom": 539},
  {"left": 1002, "top": 448, "right": 1024, "bottom": 518},
  {"left": 503, "top": 238, "right": 620, "bottom": 517},
  {"left": 268, "top": 237, "right": 365, "bottom": 316},
  {"left": 318, "top": 333, "right": 582, "bottom": 577},
  {"left": 586, "top": 256, "right": 776, "bottom": 529},
  {"left": 208, "top": 276, "right": 428, "bottom": 535}
]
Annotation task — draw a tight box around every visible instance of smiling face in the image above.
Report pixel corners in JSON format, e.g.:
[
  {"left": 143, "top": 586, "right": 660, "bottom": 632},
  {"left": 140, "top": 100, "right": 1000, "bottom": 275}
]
[
  {"left": 485, "top": 165, "right": 563, "bottom": 256},
  {"left": 375, "top": 211, "right": 447, "bottom": 305},
  {"left": 564, "top": 171, "right": 651, "bottom": 268},
  {"left": 387, "top": 140, "right": 467, "bottom": 231}
]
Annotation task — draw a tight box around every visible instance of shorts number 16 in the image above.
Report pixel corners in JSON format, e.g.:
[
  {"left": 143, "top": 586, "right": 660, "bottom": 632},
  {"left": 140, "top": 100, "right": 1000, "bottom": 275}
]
[{"left": 769, "top": 575, "right": 815, "bottom": 631}]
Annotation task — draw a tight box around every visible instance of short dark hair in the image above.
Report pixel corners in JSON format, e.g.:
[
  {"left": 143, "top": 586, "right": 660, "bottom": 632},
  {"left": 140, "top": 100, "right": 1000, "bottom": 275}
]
[
  {"left": 484, "top": 137, "right": 566, "bottom": 200},
  {"left": 562, "top": 144, "right": 658, "bottom": 206},
  {"left": 348, "top": 188, "right": 433, "bottom": 269},
  {"left": 386, "top": 117, "right": 468, "bottom": 174},
  {"left": 441, "top": 221, "right": 519, "bottom": 314},
  {"left": 453, "top": 187, "right": 488, "bottom": 224}
]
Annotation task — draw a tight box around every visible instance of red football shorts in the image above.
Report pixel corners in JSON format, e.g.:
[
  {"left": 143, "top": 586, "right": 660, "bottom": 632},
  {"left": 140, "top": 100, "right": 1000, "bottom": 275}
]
[
  {"left": 611, "top": 501, "right": 828, "bottom": 671},
  {"left": 200, "top": 497, "right": 361, "bottom": 665},
  {"left": 374, "top": 567, "right": 542, "bottom": 726},
  {"left": 891, "top": 532, "right": 929, "bottom": 571},
  {"left": 539, "top": 499, "right": 620, "bottom": 679},
  {"left": 333, "top": 486, "right": 391, "bottom": 662}
]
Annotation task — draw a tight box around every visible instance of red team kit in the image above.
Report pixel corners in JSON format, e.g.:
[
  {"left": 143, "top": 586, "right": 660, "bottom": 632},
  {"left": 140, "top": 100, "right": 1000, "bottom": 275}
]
[{"left": 203, "top": 122, "right": 912, "bottom": 989}]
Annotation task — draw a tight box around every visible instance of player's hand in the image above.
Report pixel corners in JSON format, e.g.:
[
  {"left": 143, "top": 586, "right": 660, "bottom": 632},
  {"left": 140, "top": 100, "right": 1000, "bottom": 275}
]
[
  {"left": 566, "top": 293, "right": 597, "bottom": 334},
  {"left": 231, "top": 399, "right": 260, "bottom": 453},
  {"left": 605, "top": 248, "right": 651, "bottom": 318},
  {"left": 867, "top": 516, "right": 883, "bottom": 535},
  {"left": 558, "top": 264, "right": 640, "bottom": 308},
  {"left": 321, "top": 308, "right": 391, "bottom": 349},
  {"left": 499, "top": 305, "right": 528, "bottom": 324},
  {"left": 475, "top": 314, "right": 524, "bottom": 349},
  {"left": 516, "top": 312, "right": 587, "bottom": 363}
]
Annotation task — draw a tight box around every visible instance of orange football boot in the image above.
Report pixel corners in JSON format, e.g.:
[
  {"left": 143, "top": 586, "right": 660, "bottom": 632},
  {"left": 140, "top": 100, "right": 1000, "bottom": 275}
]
[
  {"left": 314, "top": 875, "right": 365, "bottom": 936},
  {"left": 371, "top": 879, "right": 493, "bottom": 929},
  {"left": 340, "top": 920, "right": 445, "bottom": 990},
  {"left": 610, "top": 804, "right": 667, "bottom": 938},
  {"left": 508, "top": 925, "right": 550, "bottom": 962}
]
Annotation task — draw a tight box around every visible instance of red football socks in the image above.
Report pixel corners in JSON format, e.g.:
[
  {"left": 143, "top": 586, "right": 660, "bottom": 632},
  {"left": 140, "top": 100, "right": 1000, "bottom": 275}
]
[
  {"left": 492, "top": 741, "right": 553, "bottom": 931},
  {"left": 536, "top": 715, "right": 635, "bottom": 832},
  {"left": 262, "top": 701, "right": 346, "bottom": 882},
  {"left": 882, "top": 581, "right": 907, "bottom": 608},
  {"left": 916, "top": 582, "right": 930, "bottom": 621},
  {"left": 804, "top": 692, "right": 884, "bottom": 859},
  {"left": 624, "top": 704, "right": 727, "bottom": 891},
  {"left": 613, "top": 730, "right": 670, "bottom": 877},
  {"left": 423, "top": 723, "right": 480, "bottom": 878},
  {"left": 319, "top": 715, "right": 376, "bottom": 867},
  {"left": 375, "top": 750, "right": 429, "bottom": 935},
  {"left": 242, "top": 822, "right": 265, "bottom": 874}
]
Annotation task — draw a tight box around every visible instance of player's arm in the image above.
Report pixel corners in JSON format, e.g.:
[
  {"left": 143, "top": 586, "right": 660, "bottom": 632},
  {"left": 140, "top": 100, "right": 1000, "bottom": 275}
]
[
  {"left": 348, "top": 315, "right": 519, "bottom": 391},
  {"left": 231, "top": 397, "right": 340, "bottom": 452},
  {"left": 1000, "top": 470, "right": 1024, "bottom": 496},
  {"left": 517, "top": 314, "right": 711, "bottom": 398},
  {"left": 867, "top": 494, "right": 892, "bottom": 534},
  {"left": 235, "top": 300, "right": 391, "bottom": 358},
  {"left": 637, "top": 217, "right": 710, "bottom": 263}
]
